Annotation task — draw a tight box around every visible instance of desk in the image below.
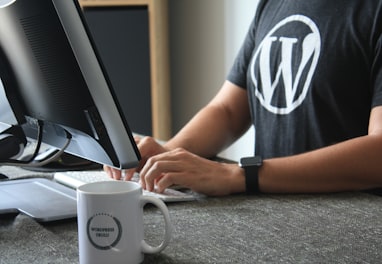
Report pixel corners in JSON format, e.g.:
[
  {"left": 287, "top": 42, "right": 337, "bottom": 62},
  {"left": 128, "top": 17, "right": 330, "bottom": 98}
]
[{"left": 1, "top": 166, "right": 382, "bottom": 263}]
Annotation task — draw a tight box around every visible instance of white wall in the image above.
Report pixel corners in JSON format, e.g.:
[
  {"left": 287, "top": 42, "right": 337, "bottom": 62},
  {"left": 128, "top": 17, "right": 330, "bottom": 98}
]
[{"left": 169, "top": 0, "right": 259, "bottom": 161}]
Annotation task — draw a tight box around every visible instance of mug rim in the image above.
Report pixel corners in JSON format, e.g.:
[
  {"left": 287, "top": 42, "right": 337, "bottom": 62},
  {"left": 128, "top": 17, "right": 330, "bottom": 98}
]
[{"left": 77, "top": 180, "right": 141, "bottom": 195}]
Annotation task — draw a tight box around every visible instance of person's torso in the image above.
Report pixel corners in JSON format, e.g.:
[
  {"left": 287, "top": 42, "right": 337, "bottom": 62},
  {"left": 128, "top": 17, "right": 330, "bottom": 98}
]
[{"left": 246, "top": 0, "right": 382, "bottom": 158}]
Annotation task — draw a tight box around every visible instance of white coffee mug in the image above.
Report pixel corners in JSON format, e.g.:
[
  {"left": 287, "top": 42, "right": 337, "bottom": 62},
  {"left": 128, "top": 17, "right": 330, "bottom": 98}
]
[{"left": 77, "top": 181, "right": 172, "bottom": 264}]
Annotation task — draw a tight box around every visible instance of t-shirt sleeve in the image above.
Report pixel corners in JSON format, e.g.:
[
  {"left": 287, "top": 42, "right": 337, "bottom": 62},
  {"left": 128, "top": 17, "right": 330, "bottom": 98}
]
[
  {"left": 371, "top": 33, "right": 382, "bottom": 108},
  {"left": 226, "top": 17, "right": 257, "bottom": 90}
]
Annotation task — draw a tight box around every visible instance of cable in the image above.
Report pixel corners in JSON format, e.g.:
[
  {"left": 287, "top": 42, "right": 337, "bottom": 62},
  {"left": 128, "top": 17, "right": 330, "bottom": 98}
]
[
  {"left": 0, "top": 121, "right": 43, "bottom": 164},
  {"left": 0, "top": 126, "right": 72, "bottom": 168},
  {"left": 19, "top": 130, "right": 72, "bottom": 167},
  {"left": 24, "top": 120, "right": 44, "bottom": 163}
]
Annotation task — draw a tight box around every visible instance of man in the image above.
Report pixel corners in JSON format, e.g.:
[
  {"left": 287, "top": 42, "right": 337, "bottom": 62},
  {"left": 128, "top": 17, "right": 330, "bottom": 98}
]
[{"left": 105, "top": 0, "right": 382, "bottom": 196}]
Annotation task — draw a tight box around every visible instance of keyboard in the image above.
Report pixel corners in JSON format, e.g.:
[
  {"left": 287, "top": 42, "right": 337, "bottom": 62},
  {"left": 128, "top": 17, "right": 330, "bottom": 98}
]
[{"left": 53, "top": 170, "right": 198, "bottom": 202}]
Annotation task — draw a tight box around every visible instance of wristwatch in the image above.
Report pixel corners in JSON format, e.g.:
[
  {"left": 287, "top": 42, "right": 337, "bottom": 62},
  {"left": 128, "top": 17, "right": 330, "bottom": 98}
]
[{"left": 239, "top": 156, "right": 262, "bottom": 194}]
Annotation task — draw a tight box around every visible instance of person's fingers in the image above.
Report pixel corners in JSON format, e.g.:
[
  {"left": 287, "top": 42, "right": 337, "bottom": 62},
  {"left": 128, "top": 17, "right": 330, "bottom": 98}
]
[
  {"left": 133, "top": 135, "right": 141, "bottom": 144},
  {"left": 140, "top": 151, "right": 187, "bottom": 191},
  {"left": 103, "top": 165, "right": 113, "bottom": 177},
  {"left": 123, "top": 168, "right": 136, "bottom": 181},
  {"left": 155, "top": 172, "right": 178, "bottom": 193},
  {"left": 103, "top": 166, "right": 122, "bottom": 180}
]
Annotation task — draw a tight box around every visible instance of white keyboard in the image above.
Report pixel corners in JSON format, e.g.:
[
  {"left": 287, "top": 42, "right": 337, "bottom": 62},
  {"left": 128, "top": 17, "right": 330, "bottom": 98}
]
[{"left": 53, "top": 170, "right": 197, "bottom": 202}]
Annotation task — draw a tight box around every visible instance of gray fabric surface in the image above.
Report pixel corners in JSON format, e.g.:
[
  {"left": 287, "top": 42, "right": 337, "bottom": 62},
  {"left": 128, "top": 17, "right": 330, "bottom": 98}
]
[
  {"left": 1, "top": 166, "right": 382, "bottom": 263},
  {"left": 1, "top": 192, "right": 382, "bottom": 263}
]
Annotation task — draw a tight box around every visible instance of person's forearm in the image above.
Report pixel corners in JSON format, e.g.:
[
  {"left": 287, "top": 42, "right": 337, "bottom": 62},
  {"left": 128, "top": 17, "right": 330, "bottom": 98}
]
[
  {"left": 165, "top": 81, "right": 251, "bottom": 158},
  {"left": 165, "top": 104, "right": 241, "bottom": 158},
  {"left": 259, "top": 134, "right": 382, "bottom": 193}
]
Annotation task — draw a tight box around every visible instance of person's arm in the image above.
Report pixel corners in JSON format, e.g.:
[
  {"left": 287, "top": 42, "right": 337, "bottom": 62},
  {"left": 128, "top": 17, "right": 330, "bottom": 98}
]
[
  {"left": 140, "top": 105, "right": 382, "bottom": 195},
  {"left": 135, "top": 81, "right": 251, "bottom": 194},
  {"left": 104, "top": 81, "right": 251, "bottom": 181},
  {"left": 257, "top": 106, "right": 382, "bottom": 193},
  {"left": 164, "top": 80, "right": 252, "bottom": 157}
]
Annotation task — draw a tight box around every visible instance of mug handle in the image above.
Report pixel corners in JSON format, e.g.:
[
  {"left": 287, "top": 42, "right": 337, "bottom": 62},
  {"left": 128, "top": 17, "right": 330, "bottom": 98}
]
[{"left": 139, "top": 196, "right": 172, "bottom": 254}]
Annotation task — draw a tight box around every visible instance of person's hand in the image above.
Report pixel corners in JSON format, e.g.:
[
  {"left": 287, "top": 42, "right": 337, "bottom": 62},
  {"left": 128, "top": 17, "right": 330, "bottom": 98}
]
[
  {"left": 139, "top": 147, "right": 245, "bottom": 196},
  {"left": 103, "top": 136, "right": 169, "bottom": 180}
]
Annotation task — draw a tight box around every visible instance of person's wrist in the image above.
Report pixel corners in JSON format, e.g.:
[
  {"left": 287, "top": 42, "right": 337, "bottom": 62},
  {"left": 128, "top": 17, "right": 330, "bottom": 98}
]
[
  {"left": 239, "top": 156, "right": 262, "bottom": 194},
  {"left": 226, "top": 163, "right": 246, "bottom": 194}
]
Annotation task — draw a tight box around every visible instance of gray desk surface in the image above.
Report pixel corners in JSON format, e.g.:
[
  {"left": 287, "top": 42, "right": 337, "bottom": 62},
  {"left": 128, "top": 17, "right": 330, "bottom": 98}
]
[{"left": 1, "top": 166, "right": 382, "bottom": 264}]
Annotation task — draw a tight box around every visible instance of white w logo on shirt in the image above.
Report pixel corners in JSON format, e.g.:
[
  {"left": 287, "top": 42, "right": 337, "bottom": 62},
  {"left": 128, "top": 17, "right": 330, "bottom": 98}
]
[{"left": 251, "top": 15, "right": 321, "bottom": 115}]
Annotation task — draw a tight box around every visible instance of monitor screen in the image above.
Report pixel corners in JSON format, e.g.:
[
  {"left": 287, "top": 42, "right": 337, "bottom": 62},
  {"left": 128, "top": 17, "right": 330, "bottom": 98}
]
[{"left": 0, "top": 0, "right": 140, "bottom": 169}]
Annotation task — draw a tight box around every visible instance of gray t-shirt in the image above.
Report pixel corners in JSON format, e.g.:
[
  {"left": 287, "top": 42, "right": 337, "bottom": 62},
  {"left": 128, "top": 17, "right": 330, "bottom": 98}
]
[{"left": 227, "top": 0, "right": 382, "bottom": 158}]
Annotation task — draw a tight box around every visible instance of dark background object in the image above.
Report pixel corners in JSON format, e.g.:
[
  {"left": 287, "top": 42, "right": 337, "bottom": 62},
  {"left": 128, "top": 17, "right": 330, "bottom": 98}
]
[{"left": 83, "top": 6, "right": 152, "bottom": 136}]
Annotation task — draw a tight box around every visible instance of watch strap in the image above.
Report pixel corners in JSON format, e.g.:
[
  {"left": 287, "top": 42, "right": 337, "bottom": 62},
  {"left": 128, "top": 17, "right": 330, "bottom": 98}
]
[
  {"left": 244, "top": 165, "right": 259, "bottom": 194},
  {"left": 240, "top": 156, "right": 262, "bottom": 194}
]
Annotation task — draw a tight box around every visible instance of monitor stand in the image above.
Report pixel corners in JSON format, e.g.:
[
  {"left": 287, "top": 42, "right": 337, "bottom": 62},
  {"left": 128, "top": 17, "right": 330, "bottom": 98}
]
[{"left": 22, "top": 148, "right": 102, "bottom": 172}]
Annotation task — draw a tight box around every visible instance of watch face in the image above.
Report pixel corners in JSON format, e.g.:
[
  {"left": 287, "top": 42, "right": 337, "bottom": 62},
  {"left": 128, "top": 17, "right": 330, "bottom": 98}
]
[{"left": 240, "top": 156, "right": 262, "bottom": 167}]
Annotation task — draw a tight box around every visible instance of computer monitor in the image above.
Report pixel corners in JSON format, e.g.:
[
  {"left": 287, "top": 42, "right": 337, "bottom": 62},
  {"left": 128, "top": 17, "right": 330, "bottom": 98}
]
[{"left": 0, "top": 0, "right": 140, "bottom": 169}]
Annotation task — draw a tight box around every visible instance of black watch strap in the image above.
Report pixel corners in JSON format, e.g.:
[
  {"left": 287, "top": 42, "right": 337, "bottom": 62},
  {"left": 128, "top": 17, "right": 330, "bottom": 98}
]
[
  {"left": 244, "top": 165, "right": 260, "bottom": 194},
  {"left": 240, "top": 156, "right": 262, "bottom": 194}
]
